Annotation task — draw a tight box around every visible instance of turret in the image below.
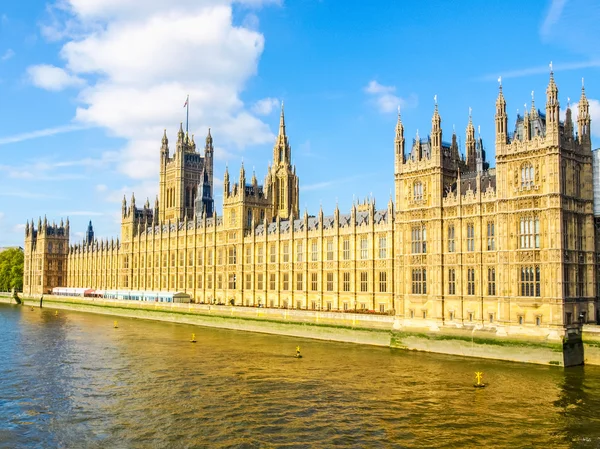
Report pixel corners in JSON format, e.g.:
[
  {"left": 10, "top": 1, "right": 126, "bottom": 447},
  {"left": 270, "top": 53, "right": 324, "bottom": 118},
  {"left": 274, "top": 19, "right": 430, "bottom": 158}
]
[
  {"left": 176, "top": 122, "right": 184, "bottom": 153},
  {"left": 466, "top": 108, "right": 476, "bottom": 171},
  {"left": 160, "top": 129, "right": 169, "bottom": 161},
  {"left": 495, "top": 77, "right": 508, "bottom": 146},
  {"left": 122, "top": 195, "right": 127, "bottom": 217},
  {"left": 578, "top": 78, "right": 591, "bottom": 146},
  {"left": 395, "top": 106, "right": 405, "bottom": 170},
  {"left": 565, "top": 97, "right": 574, "bottom": 140},
  {"left": 431, "top": 95, "right": 442, "bottom": 163},
  {"left": 545, "top": 64, "right": 560, "bottom": 137},
  {"left": 224, "top": 165, "right": 230, "bottom": 198}
]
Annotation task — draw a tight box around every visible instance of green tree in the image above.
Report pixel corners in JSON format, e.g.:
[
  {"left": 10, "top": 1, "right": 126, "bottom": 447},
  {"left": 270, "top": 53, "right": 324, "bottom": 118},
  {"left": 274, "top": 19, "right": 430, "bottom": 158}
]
[{"left": 0, "top": 248, "right": 24, "bottom": 292}]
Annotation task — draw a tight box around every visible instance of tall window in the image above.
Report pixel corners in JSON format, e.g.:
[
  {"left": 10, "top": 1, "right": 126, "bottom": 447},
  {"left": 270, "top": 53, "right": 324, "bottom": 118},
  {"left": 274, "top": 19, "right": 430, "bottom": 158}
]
[
  {"left": 488, "top": 268, "right": 496, "bottom": 296},
  {"left": 228, "top": 274, "right": 236, "bottom": 290},
  {"left": 282, "top": 243, "right": 290, "bottom": 262},
  {"left": 247, "top": 210, "right": 252, "bottom": 228},
  {"left": 179, "top": 251, "right": 184, "bottom": 266},
  {"left": 207, "top": 249, "right": 213, "bottom": 265},
  {"left": 343, "top": 238, "right": 350, "bottom": 260},
  {"left": 311, "top": 273, "right": 318, "bottom": 291},
  {"left": 230, "top": 210, "right": 237, "bottom": 226},
  {"left": 448, "top": 268, "right": 456, "bottom": 295},
  {"left": 360, "top": 237, "right": 368, "bottom": 259},
  {"left": 269, "top": 244, "right": 276, "bottom": 263},
  {"left": 283, "top": 273, "right": 289, "bottom": 291},
  {"left": 413, "top": 181, "right": 423, "bottom": 201},
  {"left": 228, "top": 247, "right": 236, "bottom": 265},
  {"left": 217, "top": 250, "right": 222, "bottom": 265},
  {"left": 326, "top": 239, "right": 334, "bottom": 261},
  {"left": 207, "top": 274, "right": 213, "bottom": 289},
  {"left": 563, "top": 265, "right": 570, "bottom": 297},
  {"left": 311, "top": 241, "right": 318, "bottom": 262},
  {"left": 378, "top": 271, "right": 387, "bottom": 293},
  {"left": 245, "top": 274, "right": 252, "bottom": 290},
  {"left": 487, "top": 222, "right": 495, "bottom": 251},
  {"left": 521, "top": 266, "right": 540, "bottom": 297},
  {"left": 217, "top": 274, "right": 222, "bottom": 289},
  {"left": 257, "top": 246, "right": 263, "bottom": 264},
  {"left": 448, "top": 225, "right": 455, "bottom": 253},
  {"left": 467, "top": 268, "right": 475, "bottom": 295},
  {"left": 411, "top": 226, "right": 426, "bottom": 254},
  {"left": 561, "top": 163, "right": 567, "bottom": 194},
  {"left": 296, "top": 242, "right": 303, "bottom": 262},
  {"left": 466, "top": 224, "right": 475, "bottom": 252},
  {"left": 521, "top": 163, "right": 534, "bottom": 188},
  {"left": 256, "top": 273, "right": 263, "bottom": 290},
  {"left": 574, "top": 166, "right": 581, "bottom": 197},
  {"left": 343, "top": 272, "right": 351, "bottom": 292},
  {"left": 577, "top": 266, "right": 585, "bottom": 297},
  {"left": 296, "top": 273, "right": 303, "bottom": 291},
  {"left": 269, "top": 273, "right": 276, "bottom": 290},
  {"left": 519, "top": 217, "right": 540, "bottom": 249},
  {"left": 576, "top": 215, "right": 584, "bottom": 251},
  {"left": 360, "top": 272, "right": 368, "bottom": 292},
  {"left": 378, "top": 236, "right": 387, "bottom": 259},
  {"left": 188, "top": 251, "right": 194, "bottom": 267},
  {"left": 326, "top": 273, "right": 334, "bottom": 291},
  {"left": 171, "top": 252, "right": 176, "bottom": 267},
  {"left": 245, "top": 246, "right": 252, "bottom": 264},
  {"left": 411, "top": 269, "right": 426, "bottom": 294}
]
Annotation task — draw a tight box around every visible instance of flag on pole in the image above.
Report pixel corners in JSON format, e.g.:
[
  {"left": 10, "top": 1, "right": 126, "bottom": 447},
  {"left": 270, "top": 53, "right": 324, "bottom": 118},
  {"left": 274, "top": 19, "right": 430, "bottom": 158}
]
[{"left": 183, "top": 96, "right": 189, "bottom": 108}]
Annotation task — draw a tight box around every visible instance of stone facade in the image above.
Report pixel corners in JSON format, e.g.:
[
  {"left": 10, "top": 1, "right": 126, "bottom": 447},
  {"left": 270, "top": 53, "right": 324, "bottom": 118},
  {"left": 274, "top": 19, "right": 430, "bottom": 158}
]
[{"left": 23, "top": 74, "right": 599, "bottom": 338}]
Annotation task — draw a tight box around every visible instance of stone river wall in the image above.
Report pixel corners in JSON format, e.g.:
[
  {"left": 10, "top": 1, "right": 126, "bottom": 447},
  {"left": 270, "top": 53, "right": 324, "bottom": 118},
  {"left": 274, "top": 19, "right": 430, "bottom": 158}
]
[{"left": 1, "top": 294, "right": 593, "bottom": 367}]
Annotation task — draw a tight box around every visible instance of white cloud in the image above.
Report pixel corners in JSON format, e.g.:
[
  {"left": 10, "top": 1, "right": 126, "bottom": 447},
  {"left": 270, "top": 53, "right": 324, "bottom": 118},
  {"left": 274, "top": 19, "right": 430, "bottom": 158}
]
[
  {"left": 252, "top": 97, "right": 280, "bottom": 115},
  {"left": 0, "top": 123, "right": 87, "bottom": 146},
  {"left": 31, "top": 1, "right": 279, "bottom": 181},
  {"left": 540, "top": 0, "right": 567, "bottom": 40},
  {"left": 96, "top": 184, "right": 108, "bottom": 192},
  {"left": 1, "top": 49, "right": 14, "bottom": 61},
  {"left": 364, "top": 80, "right": 417, "bottom": 114},
  {"left": 12, "top": 223, "right": 26, "bottom": 233},
  {"left": 27, "top": 64, "right": 85, "bottom": 91}
]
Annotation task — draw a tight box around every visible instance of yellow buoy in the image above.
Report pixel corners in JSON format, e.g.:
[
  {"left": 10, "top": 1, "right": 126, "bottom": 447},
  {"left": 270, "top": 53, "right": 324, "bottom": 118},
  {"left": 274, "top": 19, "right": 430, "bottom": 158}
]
[
  {"left": 114, "top": 321, "right": 118, "bottom": 329},
  {"left": 474, "top": 371, "right": 486, "bottom": 388},
  {"left": 295, "top": 345, "right": 302, "bottom": 358},
  {"left": 191, "top": 333, "right": 197, "bottom": 343}
]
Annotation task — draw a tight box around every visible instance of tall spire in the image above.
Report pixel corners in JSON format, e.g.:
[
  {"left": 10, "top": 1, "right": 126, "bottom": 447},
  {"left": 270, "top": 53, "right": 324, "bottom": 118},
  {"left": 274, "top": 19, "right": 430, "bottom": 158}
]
[
  {"left": 431, "top": 94, "right": 442, "bottom": 159},
  {"left": 546, "top": 61, "right": 559, "bottom": 133},
  {"left": 279, "top": 101, "right": 286, "bottom": 137},
  {"left": 466, "top": 107, "right": 476, "bottom": 171},
  {"left": 578, "top": 78, "right": 591, "bottom": 144},
  {"left": 495, "top": 77, "right": 508, "bottom": 146},
  {"left": 395, "top": 106, "right": 405, "bottom": 163}
]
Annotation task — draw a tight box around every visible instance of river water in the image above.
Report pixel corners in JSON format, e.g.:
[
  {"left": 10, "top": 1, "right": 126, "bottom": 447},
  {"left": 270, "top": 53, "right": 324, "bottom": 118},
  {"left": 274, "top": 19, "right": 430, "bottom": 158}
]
[{"left": 1, "top": 304, "right": 600, "bottom": 448}]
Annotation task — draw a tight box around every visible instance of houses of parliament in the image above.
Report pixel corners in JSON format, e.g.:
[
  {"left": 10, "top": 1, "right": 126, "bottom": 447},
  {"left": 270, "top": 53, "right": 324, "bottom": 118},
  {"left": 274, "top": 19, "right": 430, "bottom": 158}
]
[{"left": 23, "top": 71, "right": 599, "bottom": 334}]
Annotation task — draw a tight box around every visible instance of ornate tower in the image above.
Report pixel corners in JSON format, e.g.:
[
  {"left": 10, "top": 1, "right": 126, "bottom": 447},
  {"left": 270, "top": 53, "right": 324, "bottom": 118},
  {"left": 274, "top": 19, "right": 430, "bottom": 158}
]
[
  {"left": 158, "top": 125, "right": 214, "bottom": 223},
  {"left": 266, "top": 103, "right": 299, "bottom": 220}
]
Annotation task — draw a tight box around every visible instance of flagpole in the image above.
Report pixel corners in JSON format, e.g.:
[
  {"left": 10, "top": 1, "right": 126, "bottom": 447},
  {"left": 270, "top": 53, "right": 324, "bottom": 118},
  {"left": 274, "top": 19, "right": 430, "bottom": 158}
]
[{"left": 186, "top": 95, "right": 189, "bottom": 135}]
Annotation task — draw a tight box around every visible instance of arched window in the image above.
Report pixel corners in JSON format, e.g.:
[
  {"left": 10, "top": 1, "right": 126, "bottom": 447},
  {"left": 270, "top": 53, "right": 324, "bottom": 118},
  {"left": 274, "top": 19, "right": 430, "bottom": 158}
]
[
  {"left": 574, "top": 165, "right": 581, "bottom": 197},
  {"left": 413, "top": 181, "right": 423, "bottom": 201},
  {"left": 521, "top": 163, "right": 534, "bottom": 188}
]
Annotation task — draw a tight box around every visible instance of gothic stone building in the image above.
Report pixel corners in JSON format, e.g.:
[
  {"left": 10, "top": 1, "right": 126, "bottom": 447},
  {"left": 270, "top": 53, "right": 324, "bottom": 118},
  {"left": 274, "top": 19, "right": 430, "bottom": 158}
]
[{"left": 24, "top": 73, "right": 598, "bottom": 335}]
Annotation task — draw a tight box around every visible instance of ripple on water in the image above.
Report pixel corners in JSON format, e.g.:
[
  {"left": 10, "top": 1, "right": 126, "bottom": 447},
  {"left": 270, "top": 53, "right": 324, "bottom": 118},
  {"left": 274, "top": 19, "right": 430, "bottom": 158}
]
[{"left": 1, "top": 304, "right": 600, "bottom": 448}]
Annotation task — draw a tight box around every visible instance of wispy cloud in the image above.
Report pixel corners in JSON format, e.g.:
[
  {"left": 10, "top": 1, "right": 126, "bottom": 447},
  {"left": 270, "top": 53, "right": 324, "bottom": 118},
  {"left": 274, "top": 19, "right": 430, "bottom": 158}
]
[
  {"left": 60, "top": 211, "right": 104, "bottom": 216},
  {"left": 1, "top": 49, "right": 14, "bottom": 61},
  {"left": 478, "top": 60, "right": 600, "bottom": 81},
  {"left": 0, "top": 123, "right": 88, "bottom": 146},
  {"left": 364, "top": 80, "right": 417, "bottom": 113},
  {"left": 301, "top": 173, "right": 380, "bottom": 192},
  {"left": 540, "top": 0, "right": 567, "bottom": 40},
  {"left": 0, "top": 190, "right": 64, "bottom": 199}
]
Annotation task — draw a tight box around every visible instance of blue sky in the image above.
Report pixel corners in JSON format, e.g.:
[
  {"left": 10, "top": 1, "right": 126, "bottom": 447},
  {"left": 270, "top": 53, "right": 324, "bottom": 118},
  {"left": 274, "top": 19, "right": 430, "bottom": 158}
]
[{"left": 1, "top": 0, "right": 599, "bottom": 246}]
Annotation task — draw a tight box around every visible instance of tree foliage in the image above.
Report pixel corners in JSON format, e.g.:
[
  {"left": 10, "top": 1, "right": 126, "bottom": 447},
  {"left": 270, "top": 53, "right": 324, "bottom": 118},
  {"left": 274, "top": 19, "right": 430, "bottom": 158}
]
[{"left": 0, "top": 248, "right": 24, "bottom": 292}]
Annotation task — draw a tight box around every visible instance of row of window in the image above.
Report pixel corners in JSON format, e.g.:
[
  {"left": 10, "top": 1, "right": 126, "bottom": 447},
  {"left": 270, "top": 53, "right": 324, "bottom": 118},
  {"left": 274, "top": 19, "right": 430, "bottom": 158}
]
[
  {"left": 412, "top": 218, "right": 541, "bottom": 254},
  {"left": 117, "top": 271, "right": 390, "bottom": 293},
  {"left": 409, "top": 266, "right": 537, "bottom": 297}
]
